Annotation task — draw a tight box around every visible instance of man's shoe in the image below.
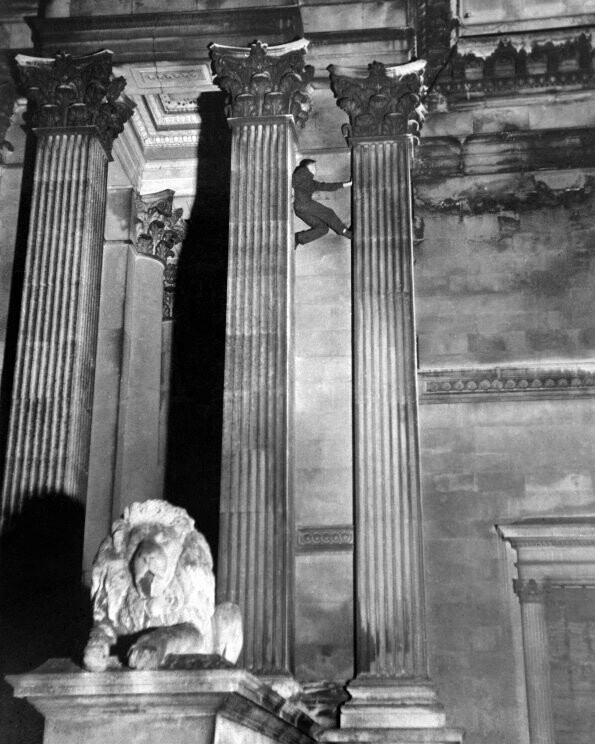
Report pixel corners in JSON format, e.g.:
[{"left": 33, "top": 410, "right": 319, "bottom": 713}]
[
  {"left": 342, "top": 228, "right": 352, "bottom": 239},
  {"left": 294, "top": 233, "right": 300, "bottom": 249}
]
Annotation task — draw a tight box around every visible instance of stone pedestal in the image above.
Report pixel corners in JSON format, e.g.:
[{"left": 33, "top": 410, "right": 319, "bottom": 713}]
[
  {"left": 7, "top": 660, "right": 319, "bottom": 744},
  {"left": 328, "top": 60, "right": 461, "bottom": 741},
  {"left": 1, "top": 51, "right": 133, "bottom": 529},
  {"left": 210, "top": 39, "right": 312, "bottom": 678}
]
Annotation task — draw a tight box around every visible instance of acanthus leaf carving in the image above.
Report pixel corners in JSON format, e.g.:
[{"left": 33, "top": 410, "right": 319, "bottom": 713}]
[
  {"left": 209, "top": 39, "right": 313, "bottom": 126},
  {"left": 329, "top": 59, "right": 427, "bottom": 140},
  {"left": 134, "top": 189, "right": 187, "bottom": 321},
  {"left": 15, "top": 50, "right": 135, "bottom": 155}
]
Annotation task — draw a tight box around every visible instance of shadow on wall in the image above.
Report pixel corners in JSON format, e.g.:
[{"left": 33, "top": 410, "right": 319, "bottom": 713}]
[
  {"left": 164, "top": 90, "right": 231, "bottom": 563},
  {"left": 0, "top": 494, "right": 89, "bottom": 744}
]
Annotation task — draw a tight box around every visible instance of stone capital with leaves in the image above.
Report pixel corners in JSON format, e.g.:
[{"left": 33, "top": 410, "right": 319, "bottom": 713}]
[
  {"left": 135, "top": 189, "right": 187, "bottom": 321},
  {"left": 210, "top": 39, "right": 314, "bottom": 127},
  {"left": 329, "top": 59, "right": 427, "bottom": 140},
  {"left": 15, "top": 50, "right": 135, "bottom": 155}
]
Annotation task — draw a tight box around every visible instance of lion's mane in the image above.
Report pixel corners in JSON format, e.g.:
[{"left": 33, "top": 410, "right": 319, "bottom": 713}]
[{"left": 90, "top": 500, "right": 215, "bottom": 641}]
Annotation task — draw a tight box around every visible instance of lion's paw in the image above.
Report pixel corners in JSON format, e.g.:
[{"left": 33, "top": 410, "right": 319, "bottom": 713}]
[
  {"left": 128, "top": 634, "right": 167, "bottom": 670},
  {"left": 83, "top": 639, "right": 110, "bottom": 672}
]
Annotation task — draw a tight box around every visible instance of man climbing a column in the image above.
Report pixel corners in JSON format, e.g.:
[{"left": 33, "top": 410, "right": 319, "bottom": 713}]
[{"left": 293, "top": 159, "right": 352, "bottom": 247}]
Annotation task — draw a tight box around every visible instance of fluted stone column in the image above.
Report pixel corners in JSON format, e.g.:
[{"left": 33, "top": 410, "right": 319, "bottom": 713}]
[
  {"left": 210, "top": 40, "right": 312, "bottom": 680},
  {"left": 329, "top": 60, "right": 446, "bottom": 728},
  {"left": 514, "top": 579, "right": 555, "bottom": 744},
  {"left": 1, "top": 52, "right": 134, "bottom": 530}
]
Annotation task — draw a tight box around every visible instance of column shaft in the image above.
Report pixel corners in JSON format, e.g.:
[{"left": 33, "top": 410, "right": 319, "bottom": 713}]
[
  {"left": 217, "top": 117, "right": 294, "bottom": 674},
  {"left": 516, "top": 581, "right": 555, "bottom": 744},
  {"left": 1, "top": 50, "right": 133, "bottom": 532},
  {"left": 352, "top": 136, "right": 426, "bottom": 679},
  {"left": 2, "top": 131, "right": 107, "bottom": 522}
]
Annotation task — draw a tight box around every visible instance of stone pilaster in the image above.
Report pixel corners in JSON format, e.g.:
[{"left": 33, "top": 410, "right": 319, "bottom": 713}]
[
  {"left": 514, "top": 579, "right": 555, "bottom": 744},
  {"left": 210, "top": 39, "right": 312, "bottom": 678},
  {"left": 329, "top": 59, "right": 446, "bottom": 728},
  {"left": 1, "top": 51, "right": 134, "bottom": 530},
  {"left": 134, "top": 188, "right": 186, "bottom": 322},
  {"left": 133, "top": 189, "right": 186, "bottom": 499}
]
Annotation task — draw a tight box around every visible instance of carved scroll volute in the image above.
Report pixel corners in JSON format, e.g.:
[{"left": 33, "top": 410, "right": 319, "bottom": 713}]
[
  {"left": 209, "top": 39, "right": 314, "bottom": 126},
  {"left": 15, "top": 50, "right": 135, "bottom": 156},
  {"left": 329, "top": 59, "right": 427, "bottom": 140}
]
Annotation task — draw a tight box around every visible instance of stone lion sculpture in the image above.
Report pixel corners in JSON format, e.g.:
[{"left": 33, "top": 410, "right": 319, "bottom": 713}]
[{"left": 83, "top": 499, "right": 243, "bottom": 671}]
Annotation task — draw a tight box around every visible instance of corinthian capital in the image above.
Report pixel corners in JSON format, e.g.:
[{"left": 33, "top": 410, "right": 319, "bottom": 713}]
[
  {"left": 514, "top": 578, "right": 549, "bottom": 603},
  {"left": 15, "top": 50, "right": 135, "bottom": 155},
  {"left": 209, "top": 39, "right": 313, "bottom": 126},
  {"left": 329, "top": 59, "right": 427, "bottom": 140}
]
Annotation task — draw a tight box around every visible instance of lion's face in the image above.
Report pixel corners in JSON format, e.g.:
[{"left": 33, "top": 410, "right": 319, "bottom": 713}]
[
  {"left": 91, "top": 500, "right": 215, "bottom": 636},
  {"left": 120, "top": 522, "right": 185, "bottom": 600}
]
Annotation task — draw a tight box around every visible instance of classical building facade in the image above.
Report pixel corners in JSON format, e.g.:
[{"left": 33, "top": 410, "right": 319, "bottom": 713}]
[{"left": 1, "top": 1, "right": 595, "bottom": 743}]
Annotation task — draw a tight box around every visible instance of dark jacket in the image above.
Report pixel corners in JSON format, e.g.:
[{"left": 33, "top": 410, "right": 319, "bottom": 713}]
[{"left": 292, "top": 165, "right": 343, "bottom": 209}]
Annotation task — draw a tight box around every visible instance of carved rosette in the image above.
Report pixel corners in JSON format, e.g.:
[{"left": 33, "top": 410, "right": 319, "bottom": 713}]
[
  {"left": 15, "top": 50, "right": 135, "bottom": 155},
  {"left": 329, "top": 59, "right": 427, "bottom": 140},
  {"left": 514, "top": 578, "right": 549, "bottom": 603},
  {"left": 134, "top": 189, "right": 186, "bottom": 321},
  {"left": 209, "top": 39, "right": 313, "bottom": 126}
]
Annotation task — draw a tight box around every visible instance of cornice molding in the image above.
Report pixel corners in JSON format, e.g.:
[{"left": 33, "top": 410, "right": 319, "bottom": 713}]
[
  {"left": 419, "top": 365, "right": 595, "bottom": 403},
  {"left": 433, "top": 31, "right": 595, "bottom": 108},
  {"left": 28, "top": 8, "right": 303, "bottom": 64}
]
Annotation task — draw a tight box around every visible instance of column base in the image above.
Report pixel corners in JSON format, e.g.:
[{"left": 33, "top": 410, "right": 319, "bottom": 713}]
[{"left": 340, "top": 678, "right": 447, "bottom": 729}]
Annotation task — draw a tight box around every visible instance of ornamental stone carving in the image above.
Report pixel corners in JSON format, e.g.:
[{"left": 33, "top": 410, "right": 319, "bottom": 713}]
[
  {"left": 514, "top": 578, "right": 548, "bottom": 603},
  {"left": 329, "top": 59, "right": 427, "bottom": 140},
  {"left": 135, "top": 189, "right": 187, "bottom": 320},
  {"left": 209, "top": 39, "right": 313, "bottom": 126},
  {"left": 0, "top": 80, "right": 17, "bottom": 158},
  {"left": 15, "top": 50, "right": 135, "bottom": 155},
  {"left": 83, "top": 499, "right": 243, "bottom": 671}
]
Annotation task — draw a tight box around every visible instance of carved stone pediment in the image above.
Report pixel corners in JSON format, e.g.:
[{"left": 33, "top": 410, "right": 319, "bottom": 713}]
[
  {"left": 329, "top": 59, "right": 427, "bottom": 139},
  {"left": 209, "top": 39, "right": 314, "bottom": 126}
]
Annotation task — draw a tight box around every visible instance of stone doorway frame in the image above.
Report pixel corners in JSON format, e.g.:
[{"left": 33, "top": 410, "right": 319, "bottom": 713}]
[{"left": 498, "top": 518, "right": 595, "bottom": 744}]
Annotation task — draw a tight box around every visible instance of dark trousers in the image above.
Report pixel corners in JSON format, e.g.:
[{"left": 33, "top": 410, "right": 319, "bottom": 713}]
[{"left": 295, "top": 201, "right": 347, "bottom": 245}]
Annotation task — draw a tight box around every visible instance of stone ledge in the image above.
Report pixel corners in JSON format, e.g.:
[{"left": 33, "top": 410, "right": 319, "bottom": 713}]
[
  {"left": 29, "top": 8, "right": 303, "bottom": 63},
  {"left": 419, "top": 365, "right": 595, "bottom": 403},
  {"left": 7, "top": 659, "right": 319, "bottom": 744}
]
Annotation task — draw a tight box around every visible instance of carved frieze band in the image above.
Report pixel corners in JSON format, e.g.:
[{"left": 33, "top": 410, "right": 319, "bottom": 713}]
[
  {"left": 209, "top": 39, "right": 313, "bottom": 126},
  {"left": 296, "top": 525, "right": 354, "bottom": 553},
  {"left": 15, "top": 50, "right": 135, "bottom": 155},
  {"left": 329, "top": 59, "right": 427, "bottom": 139},
  {"left": 419, "top": 366, "right": 595, "bottom": 403},
  {"left": 434, "top": 33, "right": 595, "bottom": 106},
  {"left": 134, "top": 189, "right": 187, "bottom": 320}
]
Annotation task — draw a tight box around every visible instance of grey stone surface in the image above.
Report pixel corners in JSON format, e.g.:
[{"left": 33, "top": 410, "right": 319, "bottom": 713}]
[{"left": 7, "top": 662, "right": 319, "bottom": 744}]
